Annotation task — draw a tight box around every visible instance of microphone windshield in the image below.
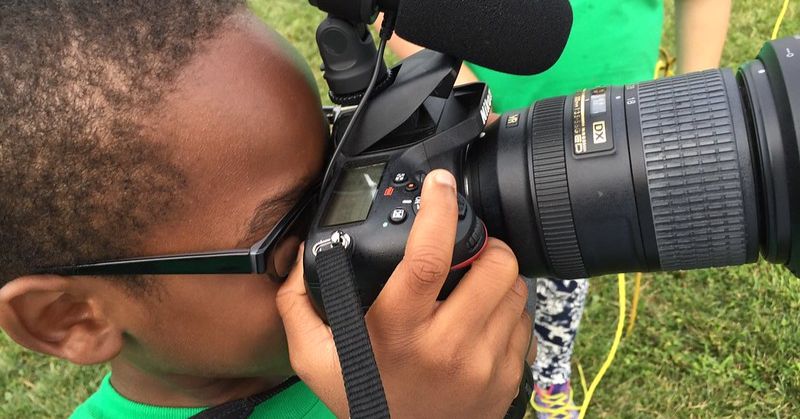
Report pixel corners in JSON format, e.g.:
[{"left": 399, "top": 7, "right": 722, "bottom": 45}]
[{"left": 394, "top": 0, "right": 573, "bottom": 75}]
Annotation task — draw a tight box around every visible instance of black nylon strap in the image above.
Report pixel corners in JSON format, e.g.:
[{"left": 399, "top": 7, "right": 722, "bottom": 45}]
[
  {"left": 189, "top": 376, "right": 300, "bottom": 419},
  {"left": 316, "top": 244, "right": 390, "bottom": 419}
]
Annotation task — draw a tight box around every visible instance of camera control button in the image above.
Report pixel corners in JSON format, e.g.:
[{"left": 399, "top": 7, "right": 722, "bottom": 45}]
[
  {"left": 404, "top": 182, "right": 419, "bottom": 192},
  {"left": 389, "top": 208, "right": 407, "bottom": 224},
  {"left": 393, "top": 172, "right": 408, "bottom": 184},
  {"left": 457, "top": 195, "right": 467, "bottom": 220},
  {"left": 413, "top": 196, "right": 422, "bottom": 213},
  {"left": 415, "top": 171, "right": 427, "bottom": 184}
]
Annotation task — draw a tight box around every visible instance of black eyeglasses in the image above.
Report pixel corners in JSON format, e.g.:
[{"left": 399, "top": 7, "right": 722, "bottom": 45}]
[{"left": 41, "top": 187, "right": 319, "bottom": 279}]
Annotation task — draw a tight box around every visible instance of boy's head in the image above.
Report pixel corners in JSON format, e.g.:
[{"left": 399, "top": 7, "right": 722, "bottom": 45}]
[{"left": 0, "top": 1, "right": 327, "bottom": 391}]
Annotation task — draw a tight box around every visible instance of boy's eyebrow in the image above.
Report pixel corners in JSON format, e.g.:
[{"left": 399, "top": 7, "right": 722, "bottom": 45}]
[{"left": 237, "top": 181, "right": 311, "bottom": 247}]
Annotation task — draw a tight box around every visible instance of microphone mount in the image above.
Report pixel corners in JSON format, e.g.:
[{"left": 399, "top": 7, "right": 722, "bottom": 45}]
[
  {"left": 316, "top": 15, "right": 391, "bottom": 104},
  {"left": 313, "top": 7, "right": 463, "bottom": 152}
]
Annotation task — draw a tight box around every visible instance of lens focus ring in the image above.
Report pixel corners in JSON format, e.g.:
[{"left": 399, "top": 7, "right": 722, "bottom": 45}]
[{"left": 637, "top": 70, "right": 750, "bottom": 270}]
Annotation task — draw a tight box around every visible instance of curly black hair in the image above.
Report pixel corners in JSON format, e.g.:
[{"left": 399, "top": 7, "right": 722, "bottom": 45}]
[{"left": 0, "top": 0, "right": 245, "bottom": 288}]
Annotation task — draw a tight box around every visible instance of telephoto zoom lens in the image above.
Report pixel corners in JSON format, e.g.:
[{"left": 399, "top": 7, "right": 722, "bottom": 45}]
[{"left": 466, "top": 35, "right": 800, "bottom": 279}]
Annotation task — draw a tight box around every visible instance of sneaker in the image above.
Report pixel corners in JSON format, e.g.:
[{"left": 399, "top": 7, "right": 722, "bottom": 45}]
[{"left": 532, "top": 382, "right": 580, "bottom": 419}]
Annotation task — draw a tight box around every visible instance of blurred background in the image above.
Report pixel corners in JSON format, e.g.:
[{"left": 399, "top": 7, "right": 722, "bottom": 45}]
[{"left": 1, "top": 0, "right": 799, "bottom": 417}]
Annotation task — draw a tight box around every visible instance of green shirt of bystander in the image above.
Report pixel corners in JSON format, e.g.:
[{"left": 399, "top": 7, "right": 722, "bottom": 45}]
[{"left": 467, "top": 0, "right": 664, "bottom": 112}]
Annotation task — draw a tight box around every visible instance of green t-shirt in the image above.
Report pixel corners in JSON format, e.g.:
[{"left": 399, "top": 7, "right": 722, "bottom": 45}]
[
  {"left": 70, "top": 374, "right": 336, "bottom": 419},
  {"left": 468, "top": 0, "right": 664, "bottom": 112}
]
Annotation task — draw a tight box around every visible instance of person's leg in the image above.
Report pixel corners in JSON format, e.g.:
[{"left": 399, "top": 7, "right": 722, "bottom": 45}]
[
  {"left": 530, "top": 277, "right": 589, "bottom": 418},
  {"left": 533, "top": 277, "right": 589, "bottom": 385}
]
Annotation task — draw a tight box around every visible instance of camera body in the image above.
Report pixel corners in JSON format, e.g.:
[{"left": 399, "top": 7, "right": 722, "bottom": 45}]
[
  {"left": 304, "top": 52, "right": 492, "bottom": 310},
  {"left": 304, "top": 23, "right": 535, "bottom": 417}
]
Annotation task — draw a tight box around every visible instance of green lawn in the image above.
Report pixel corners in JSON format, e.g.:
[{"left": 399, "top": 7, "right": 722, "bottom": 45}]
[{"left": 2, "top": 0, "right": 800, "bottom": 417}]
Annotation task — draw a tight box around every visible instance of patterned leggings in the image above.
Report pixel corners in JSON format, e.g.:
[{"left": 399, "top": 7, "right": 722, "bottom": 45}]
[{"left": 524, "top": 277, "right": 589, "bottom": 387}]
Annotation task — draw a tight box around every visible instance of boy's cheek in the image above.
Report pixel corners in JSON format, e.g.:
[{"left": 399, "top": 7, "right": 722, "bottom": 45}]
[{"left": 122, "top": 275, "right": 294, "bottom": 377}]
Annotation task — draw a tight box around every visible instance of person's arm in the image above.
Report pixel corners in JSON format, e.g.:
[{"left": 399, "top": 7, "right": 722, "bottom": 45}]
[
  {"left": 675, "top": 0, "right": 732, "bottom": 73},
  {"left": 375, "top": 13, "right": 480, "bottom": 85}
]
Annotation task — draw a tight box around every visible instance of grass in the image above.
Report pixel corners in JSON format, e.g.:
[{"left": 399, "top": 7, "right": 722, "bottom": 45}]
[{"left": 1, "top": 0, "right": 799, "bottom": 417}]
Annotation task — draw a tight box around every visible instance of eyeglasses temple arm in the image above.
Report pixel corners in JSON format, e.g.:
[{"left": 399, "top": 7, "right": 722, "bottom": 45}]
[{"left": 47, "top": 250, "right": 256, "bottom": 276}]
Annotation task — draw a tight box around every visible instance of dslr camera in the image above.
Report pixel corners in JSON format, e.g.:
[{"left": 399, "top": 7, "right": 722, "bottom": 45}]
[
  {"left": 301, "top": 0, "right": 800, "bottom": 417},
  {"left": 303, "top": 2, "right": 800, "bottom": 306}
]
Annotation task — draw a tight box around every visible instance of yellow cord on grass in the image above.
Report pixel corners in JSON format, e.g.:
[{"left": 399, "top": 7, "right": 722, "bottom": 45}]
[
  {"left": 772, "top": 0, "right": 791, "bottom": 40},
  {"left": 577, "top": 362, "right": 588, "bottom": 397},
  {"left": 576, "top": 273, "right": 626, "bottom": 419},
  {"left": 626, "top": 272, "right": 642, "bottom": 337}
]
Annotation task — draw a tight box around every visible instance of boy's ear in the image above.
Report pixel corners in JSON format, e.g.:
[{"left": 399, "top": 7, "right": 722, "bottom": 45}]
[{"left": 0, "top": 275, "right": 123, "bottom": 365}]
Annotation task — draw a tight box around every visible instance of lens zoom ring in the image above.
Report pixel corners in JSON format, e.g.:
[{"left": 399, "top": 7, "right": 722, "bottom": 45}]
[
  {"left": 637, "top": 70, "right": 748, "bottom": 269},
  {"left": 530, "top": 98, "right": 587, "bottom": 278}
]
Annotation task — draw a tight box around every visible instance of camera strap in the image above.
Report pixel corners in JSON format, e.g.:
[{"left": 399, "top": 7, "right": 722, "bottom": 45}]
[
  {"left": 315, "top": 242, "right": 390, "bottom": 418},
  {"left": 188, "top": 376, "right": 300, "bottom": 419}
]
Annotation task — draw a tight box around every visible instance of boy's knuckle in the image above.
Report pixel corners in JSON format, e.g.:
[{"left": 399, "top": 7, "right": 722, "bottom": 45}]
[
  {"left": 480, "top": 240, "right": 519, "bottom": 279},
  {"left": 405, "top": 248, "right": 449, "bottom": 293},
  {"left": 465, "top": 357, "right": 495, "bottom": 390}
]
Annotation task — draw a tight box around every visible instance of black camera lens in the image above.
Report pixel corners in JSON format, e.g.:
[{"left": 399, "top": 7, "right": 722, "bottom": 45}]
[{"left": 466, "top": 35, "right": 800, "bottom": 279}]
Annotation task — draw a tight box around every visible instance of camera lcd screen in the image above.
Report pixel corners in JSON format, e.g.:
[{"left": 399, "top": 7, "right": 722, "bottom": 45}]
[{"left": 320, "top": 162, "right": 386, "bottom": 227}]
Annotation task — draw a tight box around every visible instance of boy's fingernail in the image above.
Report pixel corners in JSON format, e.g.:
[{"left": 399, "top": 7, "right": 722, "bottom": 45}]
[{"left": 433, "top": 170, "right": 456, "bottom": 190}]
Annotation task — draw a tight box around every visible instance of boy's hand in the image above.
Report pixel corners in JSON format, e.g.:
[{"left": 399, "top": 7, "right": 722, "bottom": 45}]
[{"left": 277, "top": 169, "right": 532, "bottom": 418}]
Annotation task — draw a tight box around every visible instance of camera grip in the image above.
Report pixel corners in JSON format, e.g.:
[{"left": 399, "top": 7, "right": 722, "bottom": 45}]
[
  {"left": 437, "top": 194, "right": 489, "bottom": 299},
  {"left": 439, "top": 201, "right": 533, "bottom": 419},
  {"left": 446, "top": 197, "right": 532, "bottom": 419}
]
